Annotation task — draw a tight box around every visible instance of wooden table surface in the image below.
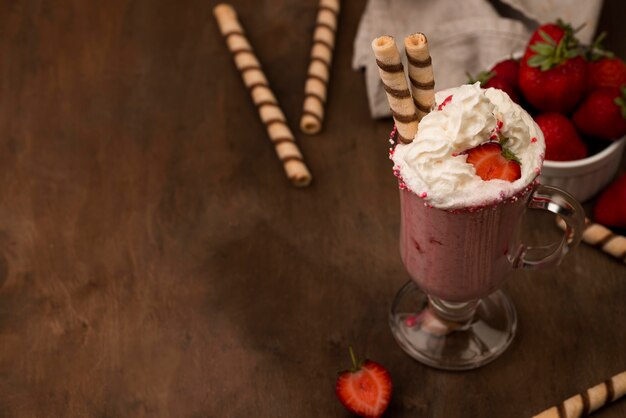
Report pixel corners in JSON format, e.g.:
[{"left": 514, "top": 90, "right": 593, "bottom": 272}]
[{"left": 0, "top": 0, "right": 625, "bottom": 417}]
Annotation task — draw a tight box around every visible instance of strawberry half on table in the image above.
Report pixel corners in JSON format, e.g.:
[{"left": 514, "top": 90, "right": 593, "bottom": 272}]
[
  {"left": 335, "top": 347, "right": 392, "bottom": 418},
  {"left": 519, "top": 21, "right": 587, "bottom": 113},
  {"left": 465, "top": 141, "right": 522, "bottom": 182}
]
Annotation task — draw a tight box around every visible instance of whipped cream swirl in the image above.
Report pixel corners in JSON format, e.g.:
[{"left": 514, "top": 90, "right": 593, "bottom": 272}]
[{"left": 392, "top": 83, "right": 545, "bottom": 209}]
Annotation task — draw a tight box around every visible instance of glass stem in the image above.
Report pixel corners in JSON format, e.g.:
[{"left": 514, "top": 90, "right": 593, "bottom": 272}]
[{"left": 428, "top": 296, "right": 479, "bottom": 323}]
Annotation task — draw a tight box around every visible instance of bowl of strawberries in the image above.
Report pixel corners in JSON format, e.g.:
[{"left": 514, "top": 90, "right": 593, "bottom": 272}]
[{"left": 472, "top": 20, "right": 626, "bottom": 202}]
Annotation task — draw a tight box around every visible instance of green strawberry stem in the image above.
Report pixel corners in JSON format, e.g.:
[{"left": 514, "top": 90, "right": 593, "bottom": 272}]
[
  {"left": 528, "top": 23, "right": 582, "bottom": 70},
  {"left": 349, "top": 346, "right": 358, "bottom": 371},
  {"left": 466, "top": 71, "right": 494, "bottom": 85},
  {"left": 586, "top": 31, "right": 614, "bottom": 61},
  {"left": 501, "top": 147, "right": 521, "bottom": 164},
  {"left": 615, "top": 86, "right": 626, "bottom": 120}
]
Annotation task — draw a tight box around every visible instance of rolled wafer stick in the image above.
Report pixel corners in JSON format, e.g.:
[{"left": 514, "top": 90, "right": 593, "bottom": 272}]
[
  {"left": 404, "top": 33, "right": 435, "bottom": 121},
  {"left": 371, "top": 36, "right": 418, "bottom": 144},
  {"left": 213, "top": 4, "right": 312, "bottom": 187},
  {"left": 300, "top": 0, "right": 340, "bottom": 135},
  {"left": 533, "top": 370, "right": 626, "bottom": 418},
  {"left": 556, "top": 216, "right": 626, "bottom": 263}
]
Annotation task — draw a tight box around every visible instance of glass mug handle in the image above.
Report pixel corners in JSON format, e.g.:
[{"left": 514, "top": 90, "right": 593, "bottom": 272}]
[{"left": 513, "top": 184, "right": 585, "bottom": 269}]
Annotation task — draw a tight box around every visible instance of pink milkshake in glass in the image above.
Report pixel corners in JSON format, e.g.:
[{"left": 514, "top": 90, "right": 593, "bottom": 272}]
[{"left": 388, "top": 83, "right": 584, "bottom": 370}]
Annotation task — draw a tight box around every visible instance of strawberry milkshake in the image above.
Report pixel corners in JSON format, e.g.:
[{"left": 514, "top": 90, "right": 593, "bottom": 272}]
[
  {"left": 392, "top": 83, "right": 545, "bottom": 302},
  {"left": 371, "top": 34, "right": 584, "bottom": 370},
  {"left": 388, "top": 82, "right": 584, "bottom": 370}
]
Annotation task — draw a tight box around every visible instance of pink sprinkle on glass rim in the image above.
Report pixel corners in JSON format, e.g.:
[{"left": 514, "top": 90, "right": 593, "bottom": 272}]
[
  {"left": 420, "top": 192, "right": 427, "bottom": 198},
  {"left": 389, "top": 125, "right": 398, "bottom": 144}
]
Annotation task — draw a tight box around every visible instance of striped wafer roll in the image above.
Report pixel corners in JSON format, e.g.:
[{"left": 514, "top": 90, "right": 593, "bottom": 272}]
[
  {"left": 533, "top": 370, "right": 626, "bottom": 418},
  {"left": 371, "top": 36, "right": 418, "bottom": 144},
  {"left": 556, "top": 216, "right": 626, "bottom": 263},
  {"left": 300, "top": 0, "right": 340, "bottom": 135},
  {"left": 213, "top": 4, "right": 312, "bottom": 187},
  {"left": 404, "top": 33, "right": 435, "bottom": 121}
]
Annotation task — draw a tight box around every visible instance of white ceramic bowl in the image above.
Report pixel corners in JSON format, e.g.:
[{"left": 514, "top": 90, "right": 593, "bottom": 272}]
[{"left": 539, "top": 137, "right": 626, "bottom": 202}]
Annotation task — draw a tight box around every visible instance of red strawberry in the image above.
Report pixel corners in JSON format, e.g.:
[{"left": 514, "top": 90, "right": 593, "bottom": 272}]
[
  {"left": 594, "top": 173, "right": 626, "bottom": 228},
  {"left": 483, "top": 77, "right": 520, "bottom": 103},
  {"left": 336, "top": 347, "right": 392, "bottom": 418},
  {"left": 490, "top": 59, "right": 520, "bottom": 87},
  {"left": 572, "top": 87, "right": 626, "bottom": 140},
  {"left": 534, "top": 113, "right": 588, "bottom": 161},
  {"left": 519, "top": 21, "right": 586, "bottom": 113},
  {"left": 468, "top": 72, "right": 520, "bottom": 103},
  {"left": 465, "top": 142, "right": 521, "bottom": 182},
  {"left": 587, "top": 58, "right": 626, "bottom": 91},
  {"left": 526, "top": 22, "right": 573, "bottom": 54}
]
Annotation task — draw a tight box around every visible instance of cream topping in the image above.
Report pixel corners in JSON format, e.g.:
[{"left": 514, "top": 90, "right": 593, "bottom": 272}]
[{"left": 392, "top": 83, "right": 545, "bottom": 209}]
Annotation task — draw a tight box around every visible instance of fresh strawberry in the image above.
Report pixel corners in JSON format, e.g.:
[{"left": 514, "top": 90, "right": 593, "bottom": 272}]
[
  {"left": 526, "top": 21, "right": 574, "bottom": 55},
  {"left": 490, "top": 58, "right": 520, "bottom": 87},
  {"left": 484, "top": 77, "right": 520, "bottom": 103},
  {"left": 519, "top": 20, "right": 586, "bottom": 113},
  {"left": 465, "top": 142, "right": 521, "bottom": 182},
  {"left": 594, "top": 173, "right": 626, "bottom": 229},
  {"left": 534, "top": 113, "right": 588, "bottom": 161},
  {"left": 572, "top": 87, "right": 626, "bottom": 140},
  {"left": 587, "top": 58, "right": 626, "bottom": 91},
  {"left": 336, "top": 347, "right": 392, "bottom": 418},
  {"left": 468, "top": 72, "right": 520, "bottom": 103}
]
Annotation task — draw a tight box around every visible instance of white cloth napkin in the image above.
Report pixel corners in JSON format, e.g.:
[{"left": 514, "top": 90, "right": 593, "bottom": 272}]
[{"left": 353, "top": 0, "right": 604, "bottom": 118}]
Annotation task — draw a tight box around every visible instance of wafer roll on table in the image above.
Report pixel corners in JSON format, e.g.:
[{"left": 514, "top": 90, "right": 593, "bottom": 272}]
[
  {"left": 533, "top": 370, "right": 626, "bottom": 418},
  {"left": 371, "top": 36, "right": 419, "bottom": 144},
  {"left": 404, "top": 33, "right": 435, "bottom": 121},
  {"left": 213, "top": 3, "right": 312, "bottom": 187},
  {"left": 556, "top": 217, "right": 626, "bottom": 263},
  {"left": 300, "top": 0, "right": 340, "bottom": 135}
]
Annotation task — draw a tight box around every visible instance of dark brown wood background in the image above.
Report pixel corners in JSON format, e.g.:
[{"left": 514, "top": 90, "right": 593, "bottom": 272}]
[{"left": 0, "top": 0, "right": 624, "bottom": 417}]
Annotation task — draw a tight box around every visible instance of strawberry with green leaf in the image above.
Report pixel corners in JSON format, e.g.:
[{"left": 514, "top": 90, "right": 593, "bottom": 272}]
[
  {"left": 335, "top": 347, "right": 392, "bottom": 418},
  {"left": 519, "top": 21, "right": 587, "bottom": 113},
  {"left": 572, "top": 86, "right": 626, "bottom": 140},
  {"left": 584, "top": 32, "right": 626, "bottom": 91}
]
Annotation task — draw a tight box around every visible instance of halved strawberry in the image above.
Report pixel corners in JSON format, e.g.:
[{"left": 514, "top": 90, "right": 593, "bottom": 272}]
[
  {"left": 466, "top": 142, "right": 521, "bottom": 182},
  {"left": 335, "top": 347, "right": 392, "bottom": 418}
]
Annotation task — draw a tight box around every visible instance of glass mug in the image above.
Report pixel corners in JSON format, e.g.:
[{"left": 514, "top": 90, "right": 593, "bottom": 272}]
[{"left": 389, "top": 183, "right": 584, "bottom": 370}]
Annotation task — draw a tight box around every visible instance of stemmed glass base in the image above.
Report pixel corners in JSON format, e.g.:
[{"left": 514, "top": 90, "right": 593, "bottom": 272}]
[{"left": 389, "top": 281, "right": 517, "bottom": 371}]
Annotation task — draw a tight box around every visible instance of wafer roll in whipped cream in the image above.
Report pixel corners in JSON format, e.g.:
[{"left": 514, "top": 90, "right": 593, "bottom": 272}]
[
  {"left": 533, "top": 371, "right": 626, "bottom": 418},
  {"left": 556, "top": 217, "right": 626, "bottom": 263},
  {"left": 371, "top": 36, "right": 419, "bottom": 144},
  {"left": 214, "top": 4, "right": 312, "bottom": 187},
  {"left": 404, "top": 33, "right": 435, "bottom": 121},
  {"left": 300, "top": 0, "right": 340, "bottom": 135}
]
